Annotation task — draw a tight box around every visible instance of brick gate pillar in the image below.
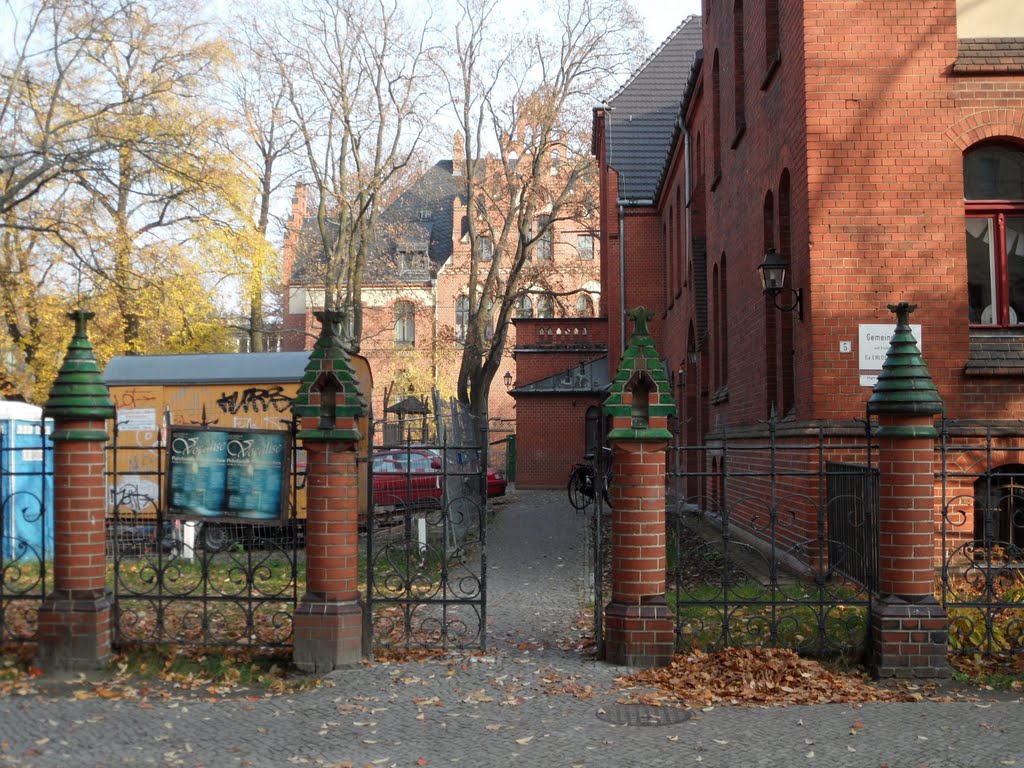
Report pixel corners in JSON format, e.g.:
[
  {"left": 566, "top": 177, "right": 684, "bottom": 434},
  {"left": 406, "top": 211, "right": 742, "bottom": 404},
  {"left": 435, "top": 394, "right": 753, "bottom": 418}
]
[
  {"left": 291, "top": 310, "right": 368, "bottom": 672},
  {"left": 603, "top": 308, "right": 677, "bottom": 667},
  {"left": 37, "top": 310, "right": 116, "bottom": 671},
  {"left": 866, "top": 302, "right": 949, "bottom": 678}
]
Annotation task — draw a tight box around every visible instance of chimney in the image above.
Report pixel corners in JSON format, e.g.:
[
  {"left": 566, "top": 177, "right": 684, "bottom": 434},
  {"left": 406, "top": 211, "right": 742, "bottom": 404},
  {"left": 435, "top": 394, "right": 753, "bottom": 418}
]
[
  {"left": 453, "top": 132, "right": 465, "bottom": 177},
  {"left": 283, "top": 183, "right": 309, "bottom": 284}
]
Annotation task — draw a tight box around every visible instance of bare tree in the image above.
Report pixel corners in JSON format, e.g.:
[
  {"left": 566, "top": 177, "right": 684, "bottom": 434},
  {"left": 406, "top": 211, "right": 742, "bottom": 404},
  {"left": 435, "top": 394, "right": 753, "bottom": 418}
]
[
  {"left": 273, "top": 0, "right": 435, "bottom": 349},
  {"left": 219, "top": 10, "right": 303, "bottom": 352},
  {"left": 445, "top": 0, "right": 645, "bottom": 423}
]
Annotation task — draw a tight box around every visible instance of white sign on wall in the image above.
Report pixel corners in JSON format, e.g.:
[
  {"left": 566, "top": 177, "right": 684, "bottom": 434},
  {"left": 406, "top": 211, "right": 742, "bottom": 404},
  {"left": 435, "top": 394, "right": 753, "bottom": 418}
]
[
  {"left": 118, "top": 408, "right": 157, "bottom": 431},
  {"left": 858, "top": 323, "right": 922, "bottom": 387}
]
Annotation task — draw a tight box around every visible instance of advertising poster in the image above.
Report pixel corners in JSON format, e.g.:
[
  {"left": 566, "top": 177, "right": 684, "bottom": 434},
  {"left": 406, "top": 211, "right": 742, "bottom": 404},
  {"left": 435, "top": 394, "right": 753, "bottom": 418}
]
[{"left": 167, "top": 427, "right": 288, "bottom": 521}]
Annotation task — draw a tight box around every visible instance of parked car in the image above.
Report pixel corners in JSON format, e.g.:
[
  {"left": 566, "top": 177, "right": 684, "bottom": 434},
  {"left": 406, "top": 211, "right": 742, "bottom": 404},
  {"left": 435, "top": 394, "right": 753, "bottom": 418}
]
[{"left": 371, "top": 448, "right": 507, "bottom": 509}]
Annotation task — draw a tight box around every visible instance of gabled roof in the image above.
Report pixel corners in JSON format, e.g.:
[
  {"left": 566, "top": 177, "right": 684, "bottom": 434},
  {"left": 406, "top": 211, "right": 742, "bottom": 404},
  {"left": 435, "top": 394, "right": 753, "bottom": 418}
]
[
  {"left": 604, "top": 16, "right": 702, "bottom": 203},
  {"left": 373, "top": 160, "right": 458, "bottom": 275},
  {"left": 289, "top": 160, "right": 458, "bottom": 286}
]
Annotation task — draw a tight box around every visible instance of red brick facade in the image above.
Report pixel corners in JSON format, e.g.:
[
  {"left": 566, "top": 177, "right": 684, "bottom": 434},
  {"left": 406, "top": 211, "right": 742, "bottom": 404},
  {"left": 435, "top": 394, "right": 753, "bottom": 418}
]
[
  {"left": 512, "top": 318, "right": 607, "bottom": 487},
  {"left": 281, "top": 154, "right": 602, "bottom": 431}
]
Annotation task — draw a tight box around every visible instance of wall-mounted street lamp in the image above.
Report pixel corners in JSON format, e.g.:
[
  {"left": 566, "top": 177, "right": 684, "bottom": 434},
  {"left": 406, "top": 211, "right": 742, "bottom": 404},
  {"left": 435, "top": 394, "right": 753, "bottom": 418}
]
[
  {"left": 759, "top": 248, "right": 803, "bottom": 320},
  {"left": 687, "top": 343, "right": 699, "bottom": 367},
  {"left": 504, "top": 370, "right": 514, "bottom": 390}
]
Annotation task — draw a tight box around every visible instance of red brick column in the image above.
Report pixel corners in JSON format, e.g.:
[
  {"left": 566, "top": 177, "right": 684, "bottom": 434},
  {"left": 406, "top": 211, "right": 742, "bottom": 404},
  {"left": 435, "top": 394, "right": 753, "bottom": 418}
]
[
  {"left": 36, "top": 419, "right": 113, "bottom": 671},
  {"left": 604, "top": 438, "right": 674, "bottom": 667},
  {"left": 869, "top": 412, "right": 948, "bottom": 678},
  {"left": 293, "top": 436, "right": 364, "bottom": 671}
]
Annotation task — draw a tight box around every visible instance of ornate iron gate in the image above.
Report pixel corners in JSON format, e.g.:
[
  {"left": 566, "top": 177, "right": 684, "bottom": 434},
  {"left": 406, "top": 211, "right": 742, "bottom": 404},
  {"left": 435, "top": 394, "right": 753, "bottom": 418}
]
[
  {"left": 0, "top": 420, "right": 52, "bottom": 643},
  {"left": 365, "top": 394, "right": 487, "bottom": 652},
  {"left": 107, "top": 419, "right": 303, "bottom": 648},
  {"left": 665, "top": 418, "right": 876, "bottom": 656},
  {"left": 937, "top": 420, "right": 1024, "bottom": 657}
]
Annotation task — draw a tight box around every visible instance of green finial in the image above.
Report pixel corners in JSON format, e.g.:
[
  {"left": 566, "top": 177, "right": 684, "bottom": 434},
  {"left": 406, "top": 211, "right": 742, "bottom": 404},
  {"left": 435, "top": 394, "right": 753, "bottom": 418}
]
[
  {"left": 43, "top": 309, "right": 115, "bottom": 438},
  {"left": 629, "top": 306, "right": 655, "bottom": 338},
  {"left": 294, "top": 308, "right": 366, "bottom": 441},
  {"left": 71, "top": 308, "right": 93, "bottom": 336},
  {"left": 867, "top": 302, "right": 943, "bottom": 436},
  {"left": 604, "top": 306, "right": 676, "bottom": 440}
]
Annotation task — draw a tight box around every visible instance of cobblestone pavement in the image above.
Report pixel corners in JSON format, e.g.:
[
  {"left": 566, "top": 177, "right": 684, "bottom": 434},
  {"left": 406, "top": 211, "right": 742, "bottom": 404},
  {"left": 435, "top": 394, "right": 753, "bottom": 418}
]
[{"left": 1, "top": 490, "right": 1022, "bottom": 767}]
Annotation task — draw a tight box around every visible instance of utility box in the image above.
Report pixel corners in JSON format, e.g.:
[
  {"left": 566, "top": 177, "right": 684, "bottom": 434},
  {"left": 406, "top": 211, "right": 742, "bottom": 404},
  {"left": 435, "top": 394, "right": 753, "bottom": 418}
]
[{"left": 0, "top": 400, "right": 53, "bottom": 561}]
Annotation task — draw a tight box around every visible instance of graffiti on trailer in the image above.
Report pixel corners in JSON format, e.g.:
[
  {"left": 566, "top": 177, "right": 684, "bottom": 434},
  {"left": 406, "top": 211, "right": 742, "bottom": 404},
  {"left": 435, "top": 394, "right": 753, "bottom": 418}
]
[
  {"left": 216, "top": 386, "right": 293, "bottom": 415},
  {"left": 112, "top": 387, "right": 158, "bottom": 409}
]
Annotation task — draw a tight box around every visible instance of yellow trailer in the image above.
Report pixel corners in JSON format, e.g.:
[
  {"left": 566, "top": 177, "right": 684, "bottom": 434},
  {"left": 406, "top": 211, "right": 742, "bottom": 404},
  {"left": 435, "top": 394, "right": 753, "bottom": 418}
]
[{"left": 102, "top": 351, "right": 372, "bottom": 535}]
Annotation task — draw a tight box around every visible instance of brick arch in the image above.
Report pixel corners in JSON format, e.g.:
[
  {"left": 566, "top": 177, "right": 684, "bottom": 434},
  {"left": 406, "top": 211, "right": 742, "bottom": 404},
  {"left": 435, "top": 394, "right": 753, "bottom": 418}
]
[{"left": 944, "top": 109, "right": 1024, "bottom": 151}]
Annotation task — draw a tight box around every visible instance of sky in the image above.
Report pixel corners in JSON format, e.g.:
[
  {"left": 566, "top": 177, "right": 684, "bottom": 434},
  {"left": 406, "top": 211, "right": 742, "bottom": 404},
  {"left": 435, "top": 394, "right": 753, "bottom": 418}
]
[{"left": 635, "top": 0, "right": 702, "bottom": 46}]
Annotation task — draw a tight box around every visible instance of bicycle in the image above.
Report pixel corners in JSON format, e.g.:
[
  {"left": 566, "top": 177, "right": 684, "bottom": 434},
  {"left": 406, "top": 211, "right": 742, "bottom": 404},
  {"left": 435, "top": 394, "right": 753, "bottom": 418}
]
[{"left": 567, "top": 448, "right": 612, "bottom": 510}]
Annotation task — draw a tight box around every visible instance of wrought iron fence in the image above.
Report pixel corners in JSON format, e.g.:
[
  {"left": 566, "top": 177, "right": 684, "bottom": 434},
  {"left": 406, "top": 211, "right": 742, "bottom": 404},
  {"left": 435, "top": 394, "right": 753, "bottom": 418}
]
[
  {"left": 666, "top": 418, "right": 875, "bottom": 656},
  {"left": 106, "top": 418, "right": 303, "bottom": 648},
  {"left": 0, "top": 421, "right": 52, "bottom": 643},
  {"left": 937, "top": 420, "right": 1024, "bottom": 657},
  {"left": 365, "top": 392, "right": 487, "bottom": 652}
]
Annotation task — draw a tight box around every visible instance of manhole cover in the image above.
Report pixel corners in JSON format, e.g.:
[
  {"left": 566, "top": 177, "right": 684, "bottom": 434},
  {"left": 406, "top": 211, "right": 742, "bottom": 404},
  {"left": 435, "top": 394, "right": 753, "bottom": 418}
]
[{"left": 596, "top": 704, "right": 692, "bottom": 726}]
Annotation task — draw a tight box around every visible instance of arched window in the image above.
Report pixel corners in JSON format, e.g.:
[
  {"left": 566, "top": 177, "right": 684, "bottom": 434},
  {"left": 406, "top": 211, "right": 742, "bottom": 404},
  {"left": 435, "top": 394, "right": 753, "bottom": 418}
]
[
  {"left": 764, "top": 190, "right": 777, "bottom": 417},
  {"left": 575, "top": 294, "right": 595, "bottom": 317},
  {"left": 537, "top": 293, "right": 555, "bottom": 318},
  {"left": 778, "top": 170, "right": 795, "bottom": 415},
  {"left": 515, "top": 294, "right": 534, "bottom": 318},
  {"left": 719, "top": 254, "right": 729, "bottom": 388},
  {"left": 965, "top": 143, "right": 1024, "bottom": 326},
  {"left": 765, "top": 0, "right": 780, "bottom": 69},
  {"left": 712, "top": 264, "right": 721, "bottom": 390},
  {"left": 395, "top": 301, "right": 415, "bottom": 346},
  {"left": 455, "top": 295, "right": 470, "bottom": 341},
  {"left": 712, "top": 50, "right": 722, "bottom": 180},
  {"left": 973, "top": 466, "right": 1024, "bottom": 550},
  {"left": 733, "top": 0, "right": 745, "bottom": 137}
]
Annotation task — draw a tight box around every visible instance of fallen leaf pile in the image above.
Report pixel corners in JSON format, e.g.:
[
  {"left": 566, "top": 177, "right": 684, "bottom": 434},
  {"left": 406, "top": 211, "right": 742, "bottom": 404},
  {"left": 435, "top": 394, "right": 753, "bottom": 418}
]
[{"left": 616, "top": 648, "right": 930, "bottom": 708}]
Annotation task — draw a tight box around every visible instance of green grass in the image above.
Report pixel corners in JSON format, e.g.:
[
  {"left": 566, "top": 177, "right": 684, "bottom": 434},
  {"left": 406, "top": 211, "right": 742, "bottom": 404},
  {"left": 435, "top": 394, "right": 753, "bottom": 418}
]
[{"left": 668, "top": 579, "right": 869, "bottom": 654}]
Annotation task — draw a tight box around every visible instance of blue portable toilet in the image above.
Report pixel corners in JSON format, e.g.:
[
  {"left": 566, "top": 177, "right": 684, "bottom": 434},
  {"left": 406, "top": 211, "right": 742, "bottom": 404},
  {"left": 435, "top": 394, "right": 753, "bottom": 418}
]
[{"left": 0, "top": 401, "right": 54, "bottom": 562}]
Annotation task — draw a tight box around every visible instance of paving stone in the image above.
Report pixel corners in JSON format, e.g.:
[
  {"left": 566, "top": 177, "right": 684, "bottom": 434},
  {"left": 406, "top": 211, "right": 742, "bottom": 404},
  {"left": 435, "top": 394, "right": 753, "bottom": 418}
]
[{"left": 1, "top": 490, "right": 1021, "bottom": 767}]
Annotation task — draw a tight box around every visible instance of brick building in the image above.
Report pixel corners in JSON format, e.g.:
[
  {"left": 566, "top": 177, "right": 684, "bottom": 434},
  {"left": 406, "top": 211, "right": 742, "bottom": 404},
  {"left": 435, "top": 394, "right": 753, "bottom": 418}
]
[
  {"left": 590, "top": 2, "right": 1024, "bottom": 549},
  {"left": 281, "top": 146, "right": 602, "bottom": 433}
]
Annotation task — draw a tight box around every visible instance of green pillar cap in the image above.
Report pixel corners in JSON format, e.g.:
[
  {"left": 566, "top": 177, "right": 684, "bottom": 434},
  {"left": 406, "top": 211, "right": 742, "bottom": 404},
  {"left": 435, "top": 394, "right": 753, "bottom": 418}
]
[
  {"left": 867, "top": 302, "right": 943, "bottom": 427},
  {"left": 604, "top": 306, "right": 676, "bottom": 440},
  {"left": 294, "top": 309, "right": 366, "bottom": 441},
  {"left": 43, "top": 309, "right": 115, "bottom": 427}
]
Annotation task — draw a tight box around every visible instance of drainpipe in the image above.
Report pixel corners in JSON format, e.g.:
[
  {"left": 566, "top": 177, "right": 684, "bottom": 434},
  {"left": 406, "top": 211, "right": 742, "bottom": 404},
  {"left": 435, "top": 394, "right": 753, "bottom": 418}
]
[{"left": 618, "top": 201, "right": 626, "bottom": 358}]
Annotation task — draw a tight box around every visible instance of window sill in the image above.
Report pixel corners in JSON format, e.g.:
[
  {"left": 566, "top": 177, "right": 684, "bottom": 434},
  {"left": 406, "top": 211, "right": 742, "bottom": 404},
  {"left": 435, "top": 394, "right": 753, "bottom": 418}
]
[
  {"left": 964, "top": 328, "right": 1024, "bottom": 376},
  {"left": 711, "top": 386, "right": 730, "bottom": 405},
  {"left": 760, "top": 49, "right": 782, "bottom": 91}
]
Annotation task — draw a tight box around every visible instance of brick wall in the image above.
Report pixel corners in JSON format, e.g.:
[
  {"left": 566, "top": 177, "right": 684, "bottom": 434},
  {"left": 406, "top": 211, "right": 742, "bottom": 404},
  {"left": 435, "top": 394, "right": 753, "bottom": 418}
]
[
  {"left": 515, "top": 394, "right": 602, "bottom": 488},
  {"left": 658, "top": 0, "right": 1024, "bottom": 435}
]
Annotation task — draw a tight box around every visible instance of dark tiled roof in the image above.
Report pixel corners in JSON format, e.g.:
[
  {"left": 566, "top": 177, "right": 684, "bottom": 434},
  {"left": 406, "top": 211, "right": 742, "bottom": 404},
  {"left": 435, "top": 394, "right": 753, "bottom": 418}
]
[
  {"left": 290, "top": 161, "right": 458, "bottom": 285},
  {"left": 954, "top": 38, "right": 1024, "bottom": 73},
  {"left": 964, "top": 330, "right": 1024, "bottom": 376},
  {"left": 512, "top": 357, "right": 609, "bottom": 395},
  {"left": 374, "top": 160, "right": 457, "bottom": 271},
  {"left": 606, "top": 16, "right": 702, "bottom": 202}
]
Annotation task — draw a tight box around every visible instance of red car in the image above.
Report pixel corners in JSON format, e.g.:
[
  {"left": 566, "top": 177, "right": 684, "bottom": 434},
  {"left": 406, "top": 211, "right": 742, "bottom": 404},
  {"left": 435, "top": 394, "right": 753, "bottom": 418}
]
[{"left": 371, "top": 448, "right": 507, "bottom": 509}]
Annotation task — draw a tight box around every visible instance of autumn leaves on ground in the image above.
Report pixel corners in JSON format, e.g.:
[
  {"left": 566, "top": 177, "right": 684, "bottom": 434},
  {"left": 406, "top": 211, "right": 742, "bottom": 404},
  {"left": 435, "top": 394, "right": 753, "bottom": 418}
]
[{"left": 3, "top": 639, "right": 1020, "bottom": 706}]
